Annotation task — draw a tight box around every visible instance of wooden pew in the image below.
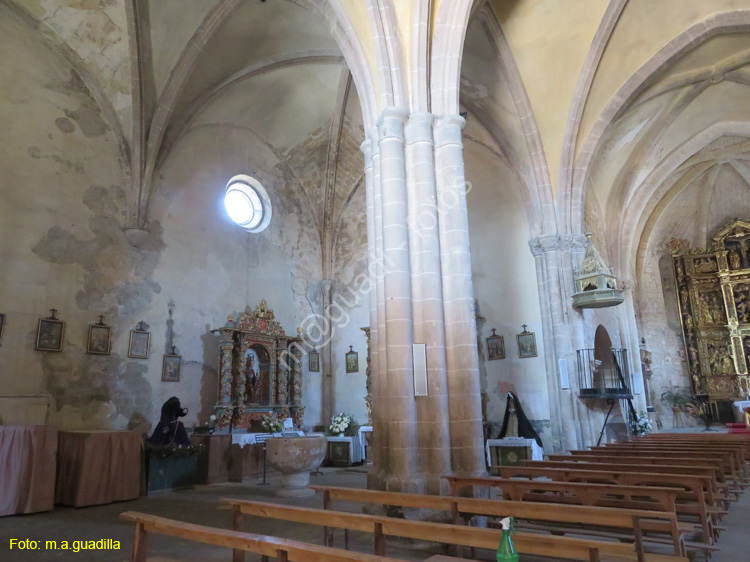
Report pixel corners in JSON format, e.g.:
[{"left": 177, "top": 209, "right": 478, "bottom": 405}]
[
  {"left": 120, "top": 511, "right": 407, "bottom": 562},
  {"left": 493, "top": 465, "right": 716, "bottom": 545},
  {"left": 566, "top": 451, "right": 740, "bottom": 490},
  {"left": 525, "top": 461, "right": 730, "bottom": 506},
  {"left": 308, "top": 484, "right": 687, "bottom": 558},
  {"left": 599, "top": 444, "right": 748, "bottom": 482},
  {"left": 443, "top": 476, "right": 680, "bottom": 514},
  {"left": 224, "top": 498, "right": 688, "bottom": 562}
]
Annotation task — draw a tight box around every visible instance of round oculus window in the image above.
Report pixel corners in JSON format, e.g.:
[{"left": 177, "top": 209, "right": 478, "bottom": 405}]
[{"left": 224, "top": 175, "right": 272, "bottom": 233}]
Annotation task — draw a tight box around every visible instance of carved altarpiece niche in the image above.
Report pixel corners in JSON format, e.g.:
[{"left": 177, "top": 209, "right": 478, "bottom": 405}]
[
  {"left": 674, "top": 220, "right": 750, "bottom": 417},
  {"left": 212, "top": 300, "right": 303, "bottom": 433}
]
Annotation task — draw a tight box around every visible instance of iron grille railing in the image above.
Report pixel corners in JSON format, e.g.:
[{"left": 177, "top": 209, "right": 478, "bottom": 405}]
[{"left": 577, "top": 348, "right": 633, "bottom": 400}]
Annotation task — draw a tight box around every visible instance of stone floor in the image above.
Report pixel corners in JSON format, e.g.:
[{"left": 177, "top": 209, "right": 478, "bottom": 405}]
[{"left": 1, "top": 464, "right": 748, "bottom": 561}]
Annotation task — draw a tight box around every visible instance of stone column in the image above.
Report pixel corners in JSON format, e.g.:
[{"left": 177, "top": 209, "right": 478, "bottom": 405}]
[
  {"left": 534, "top": 235, "right": 580, "bottom": 451},
  {"left": 434, "top": 115, "right": 485, "bottom": 476},
  {"left": 320, "top": 279, "right": 334, "bottom": 423},
  {"left": 378, "top": 107, "right": 422, "bottom": 492},
  {"left": 621, "top": 282, "right": 647, "bottom": 412},
  {"left": 529, "top": 239, "right": 565, "bottom": 452},
  {"left": 404, "top": 112, "right": 452, "bottom": 493},
  {"left": 369, "top": 125, "right": 390, "bottom": 490}
]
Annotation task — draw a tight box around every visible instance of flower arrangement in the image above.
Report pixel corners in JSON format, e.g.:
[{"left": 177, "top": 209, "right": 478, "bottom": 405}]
[
  {"left": 261, "top": 413, "right": 283, "bottom": 434},
  {"left": 328, "top": 412, "right": 355, "bottom": 436},
  {"left": 630, "top": 411, "right": 653, "bottom": 437}
]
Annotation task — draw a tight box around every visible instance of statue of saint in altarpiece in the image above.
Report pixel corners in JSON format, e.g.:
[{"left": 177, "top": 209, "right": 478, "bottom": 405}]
[{"left": 211, "top": 300, "right": 304, "bottom": 433}]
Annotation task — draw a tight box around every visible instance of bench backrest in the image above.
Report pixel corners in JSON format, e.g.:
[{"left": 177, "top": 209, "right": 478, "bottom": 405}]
[
  {"left": 119, "top": 511, "right": 406, "bottom": 562},
  {"left": 443, "top": 476, "right": 678, "bottom": 513},
  {"left": 224, "top": 498, "right": 679, "bottom": 562},
  {"left": 308, "top": 485, "right": 676, "bottom": 529}
]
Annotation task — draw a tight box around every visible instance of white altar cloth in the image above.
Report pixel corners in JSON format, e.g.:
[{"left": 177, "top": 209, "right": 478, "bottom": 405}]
[{"left": 485, "top": 437, "right": 543, "bottom": 467}]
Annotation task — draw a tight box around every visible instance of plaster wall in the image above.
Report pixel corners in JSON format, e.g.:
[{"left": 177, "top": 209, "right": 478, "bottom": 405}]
[
  {"left": 0, "top": 12, "right": 330, "bottom": 433},
  {"left": 463, "top": 139, "right": 550, "bottom": 437}
]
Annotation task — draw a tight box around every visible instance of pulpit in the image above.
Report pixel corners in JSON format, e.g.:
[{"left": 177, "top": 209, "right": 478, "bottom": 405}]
[{"left": 212, "top": 300, "right": 304, "bottom": 433}]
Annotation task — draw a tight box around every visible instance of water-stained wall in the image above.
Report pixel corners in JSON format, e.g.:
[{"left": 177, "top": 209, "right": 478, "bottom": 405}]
[{"left": 0, "top": 10, "right": 327, "bottom": 432}]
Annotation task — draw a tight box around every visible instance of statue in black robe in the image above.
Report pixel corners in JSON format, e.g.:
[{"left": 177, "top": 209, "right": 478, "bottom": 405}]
[
  {"left": 147, "top": 396, "right": 191, "bottom": 447},
  {"left": 496, "top": 392, "right": 542, "bottom": 448}
]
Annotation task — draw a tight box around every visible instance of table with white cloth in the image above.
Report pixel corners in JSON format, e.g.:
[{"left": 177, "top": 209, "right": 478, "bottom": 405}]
[
  {"left": 55, "top": 430, "right": 141, "bottom": 507},
  {"left": 357, "top": 425, "right": 372, "bottom": 462},
  {"left": 733, "top": 400, "right": 750, "bottom": 426},
  {"left": 485, "top": 437, "right": 543, "bottom": 468},
  {"left": 0, "top": 425, "right": 57, "bottom": 516},
  {"left": 326, "top": 435, "right": 362, "bottom": 466}
]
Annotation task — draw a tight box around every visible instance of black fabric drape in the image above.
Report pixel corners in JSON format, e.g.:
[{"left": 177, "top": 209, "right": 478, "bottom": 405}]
[
  {"left": 496, "top": 392, "right": 543, "bottom": 448},
  {"left": 147, "top": 397, "right": 190, "bottom": 447}
]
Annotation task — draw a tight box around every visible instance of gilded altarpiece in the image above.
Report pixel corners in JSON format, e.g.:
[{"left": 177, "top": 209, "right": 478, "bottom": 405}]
[
  {"left": 674, "top": 220, "right": 750, "bottom": 419},
  {"left": 212, "top": 300, "right": 304, "bottom": 433}
]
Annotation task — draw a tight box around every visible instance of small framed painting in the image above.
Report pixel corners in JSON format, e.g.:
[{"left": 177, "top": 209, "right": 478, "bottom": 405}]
[
  {"left": 516, "top": 325, "right": 537, "bottom": 359},
  {"left": 0, "top": 313, "right": 5, "bottom": 346},
  {"left": 36, "top": 315, "right": 65, "bottom": 352},
  {"left": 345, "top": 345, "right": 359, "bottom": 373},
  {"left": 308, "top": 348, "right": 320, "bottom": 372},
  {"left": 128, "top": 329, "right": 150, "bottom": 359},
  {"left": 87, "top": 322, "right": 112, "bottom": 355},
  {"left": 486, "top": 328, "right": 505, "bottom": 360},
  {"left": 162, "top": 353, "right": 181, "bottom": 382}
]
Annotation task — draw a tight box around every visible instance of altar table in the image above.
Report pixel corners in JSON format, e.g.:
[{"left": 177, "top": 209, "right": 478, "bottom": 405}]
[
  {"left": 55, "top": 430, "right": 141, "bottom": 507},
  {"left": 0, "top": 425, "right": 57, "bottom": 516},
  {"left": 485, "top": 437, "right": 543, "bottom": 468}
]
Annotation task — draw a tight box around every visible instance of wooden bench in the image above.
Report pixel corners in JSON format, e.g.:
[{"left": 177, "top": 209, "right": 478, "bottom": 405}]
[
  {"left": 562, "top": 452, "right": 739, "bottom": 491},
  {"left": 599, "top": 444, "right": 748, "bottom": 482},
  {"left": 525, "top": 461, "right": 731, "bottom": 506},
  {"left": 493, "top": 465, "right": 716, "bottom": 545},
  {"left": 223, "top": 498, "right": 688, "bottom": 562},
  {"left": 308, "top": 485, "right": 687, "bottom": 558},
  {"left": 120, "top": 511, "right": 407, "bottom": 562},
  {"left": 586, "top": 447, "right": 745, "bottom": 486}
]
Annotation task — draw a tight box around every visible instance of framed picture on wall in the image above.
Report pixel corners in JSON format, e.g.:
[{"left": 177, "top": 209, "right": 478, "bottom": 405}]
[
  {"left": 128, "top": 329, "right": 150, "bottom": 359},
  {"left": 162, "top": 353, "right": 181, "bottom": 382},
  {"left": 516, "top": 325, "right": 537, "bottom": 359},
  {"left": 87, "top": 320, "right": 111, "bottom": 355},
  {"left": 486, "top": 328, "right": 505, "bottom": 360},
  {"left": 308, "top": 348, "right": 320, "bottom": 372},
  {"left": 0, "top": 313, "right": 5, "bottom": 347},
  {"left": 345, "top": 345, "right": 359, "bottom": 373},
  {"left": 36, "top": 311, "right": 65, "bottom": 352}
]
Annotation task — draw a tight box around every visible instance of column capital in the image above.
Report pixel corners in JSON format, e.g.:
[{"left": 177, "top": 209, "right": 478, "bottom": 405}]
[
  {"left": 404, "top": 112, "right": 434, "bottom": 145},
  {"left": 530, "top": 234, "right": 560, "bottom": 255},
  {"left": 433, "top": 114, "right": 465, "bottom": 148},
  {"left": 571, "top": 234, "right": 589, "bottom": 251},
  {"left": 377, "top": 107, "right": 409, "bottom": 140}
]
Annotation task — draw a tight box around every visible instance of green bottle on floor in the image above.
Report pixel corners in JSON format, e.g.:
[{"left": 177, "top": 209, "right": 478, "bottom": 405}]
[{"left": 496, "top": 516, "right": 519, "bottom": 562}]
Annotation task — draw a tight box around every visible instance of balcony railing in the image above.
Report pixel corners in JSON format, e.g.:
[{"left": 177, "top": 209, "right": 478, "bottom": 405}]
[{"left": 577, "top": 348, "right": 633, "bottom": 400}]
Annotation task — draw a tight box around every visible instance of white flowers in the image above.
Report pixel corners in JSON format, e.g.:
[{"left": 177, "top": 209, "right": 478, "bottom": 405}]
[
  {"left": 328, "top": 412, "right": 355, "bottom": 435},
  {"left": 209, "top": 415, "right": 217, "bottom": 422},
  {"left": 630, "top": 412, "right": 653, "bottom": 436}
]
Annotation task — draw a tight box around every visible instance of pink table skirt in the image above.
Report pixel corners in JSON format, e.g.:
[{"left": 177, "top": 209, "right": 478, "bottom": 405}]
[
  {"left": 0, "top": 425, "right": 57, "bottom": 516},
  {"left": 55, "top": 430, "right": 141, "bottom": 507}
]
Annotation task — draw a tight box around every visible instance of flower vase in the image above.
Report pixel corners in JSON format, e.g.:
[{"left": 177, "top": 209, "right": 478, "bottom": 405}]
[{"left": 338, "top": 432, "right": 344, "bottom": 437}]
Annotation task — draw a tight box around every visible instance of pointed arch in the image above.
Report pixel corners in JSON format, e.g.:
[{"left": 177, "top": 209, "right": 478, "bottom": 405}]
[
  {"left": 477, "top": 6, "right": 556, "bottom": 237},
  {"left": 557, "top": 0, "right": 627, "bottom": 237},
  {"left": 563, "top": 10, "right": 750, "bottom": 238}
]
